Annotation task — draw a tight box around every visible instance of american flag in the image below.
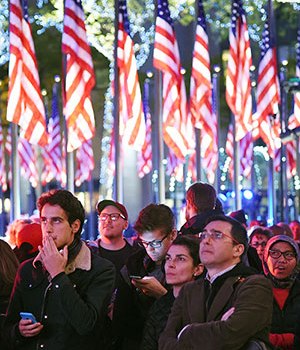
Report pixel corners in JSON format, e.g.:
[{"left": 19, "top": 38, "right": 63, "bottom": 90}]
[
  {"left": 0, "top": 124, "right": 7, "bottom": 192},
  {"left": 75, "top": 139, "right": 94, "bottom": 187},
  {"left": 190, "top": 0, "right": 218, "bottom": 184},
  {"left": 62, "top": 0, "right": 95, "bottom": 152},
  {"left": 137, "top": 82, "right": 152, "bottom": 178},
  {"left": 252, "top": 0, "right": 280, "bottom": 158},
  {"left": 42, "top": 82, "right": 66, "bottom": 186},
  {"left": 226, "top": 0, "right": 252, "bottom": 142},
  {"left": 225, "top": 123, "right": 253, "bottom": 180},
  {"left": 7, "top": 0, "right": 48, "bottom": 147},
  {"left": 274, "top": 143, "right": 297, "bottom": 180},
  {"left": 118, "top": 0, "right": 146, "bottom": 151},
  {"left": 18, "top": 136, "right": 39, "bottom": 188},
  {"left": 291, "top": 26, "right": 300, "bottom": 126},
  {"left": 153, "top": 0, "right": 190, "bottom": 159}
]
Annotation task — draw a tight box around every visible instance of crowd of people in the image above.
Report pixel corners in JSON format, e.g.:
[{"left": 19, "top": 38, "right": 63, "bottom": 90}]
[{"left": 0, "top": 183, "right": 300, "bottom": 350}]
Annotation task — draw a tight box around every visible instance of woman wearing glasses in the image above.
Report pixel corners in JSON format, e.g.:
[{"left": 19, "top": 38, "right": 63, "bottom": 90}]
[{"left": 263, "top": 235, "right": 300, "bottom": 350}]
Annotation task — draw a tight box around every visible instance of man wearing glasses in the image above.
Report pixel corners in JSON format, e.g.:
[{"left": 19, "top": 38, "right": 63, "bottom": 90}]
[
  {"left": 112, "top": 203, "right": 177, "bottom": 350},
  {"left": 90, "top": 200, "right": 134, "bottom": 275},
  {"left": 159, "top": 214, "right": 273, "bottom": 350}
]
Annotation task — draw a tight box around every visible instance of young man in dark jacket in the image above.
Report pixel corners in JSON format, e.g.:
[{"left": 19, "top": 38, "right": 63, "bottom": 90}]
[
  {"left": 159, "top": 215, "right": 273, "bottom": 350},
  {"left": 3, "top": 189, "right": 115, "bottom": 350}
]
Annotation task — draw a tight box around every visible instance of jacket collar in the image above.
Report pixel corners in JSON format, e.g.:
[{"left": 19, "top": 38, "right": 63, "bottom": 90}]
[{"left": 65, "top": 242, "right": 91, "bottom": 274}]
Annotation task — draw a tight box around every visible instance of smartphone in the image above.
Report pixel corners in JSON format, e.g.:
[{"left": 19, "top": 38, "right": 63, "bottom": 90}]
[
  {"left": 130, "top": 275, "right": 143, "bottom": 279},
  {"left": 20, "top": 312, "right": 37, "bottom": 324}
]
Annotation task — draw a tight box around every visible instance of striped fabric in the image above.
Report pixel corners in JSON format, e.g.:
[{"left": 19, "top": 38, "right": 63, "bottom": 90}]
[
  {"left": 62, "top": 0, "right": 95, "bottom": 152},
  {"left": 225, "top": 123, "right": 253, "bottom": 180},
  {"left": 7, "top": 0, "right": 48, "bottom": 147},
  {"left": 226, "top": 0, "right": 252, "bottom": 142},
  {"left": 138, "top": 82, "right": 152, "bottom": 178},
  {"left": 153, "top": 0, "right": 190, "bottom": 160},
  {"left": 75, "top": 139, "right": 94, "bottom": 187},
  {"left": 252, "top": 0, "right": 280, "bottom": 158},
  {"left": 190, "top": 0, "right": 218, "bottom": 184},
  {"left": 18, "top": 136, "right": 39, "bottom": 188},
  {"left": 291, "top": 26, "right": 300, "bottom": 126},
  {"left": 117, "top": 0, "right": 146, "bottom": 151}
]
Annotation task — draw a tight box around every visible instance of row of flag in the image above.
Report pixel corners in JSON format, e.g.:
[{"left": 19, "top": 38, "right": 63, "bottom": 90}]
[{"left": 4, "top": 0, "right": 300, "bottom": 193}]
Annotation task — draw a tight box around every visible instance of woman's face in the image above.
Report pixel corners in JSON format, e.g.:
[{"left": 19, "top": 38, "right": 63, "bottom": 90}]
[
  {"left": 165, "top": 245, "right": 202, "bottom": 287},
  {"left": 266, "top": 242, "right": 297, "bottom": 280}
]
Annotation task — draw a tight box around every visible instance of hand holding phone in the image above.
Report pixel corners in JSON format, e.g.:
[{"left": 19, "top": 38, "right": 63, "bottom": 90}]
[
  {"left": 130, "top": 275, "right": 143, "bottom": 280},
  {"left": 20, "top": 312, "right": 37, "bottom": 324}
]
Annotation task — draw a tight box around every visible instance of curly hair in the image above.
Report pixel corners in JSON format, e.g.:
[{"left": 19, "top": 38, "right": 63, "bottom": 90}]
[
  {"left": 134, "top": 204, "right": 175, "bottom": 237},
  {"left": 37, "top": 189, "right": 85, "bottom": 236}
]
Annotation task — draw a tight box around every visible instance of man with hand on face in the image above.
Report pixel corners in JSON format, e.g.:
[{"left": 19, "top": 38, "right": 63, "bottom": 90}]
[
  {"left": 159, "top": 215, "right": 273, "bottom": 350},
  {"left": 3, "top": 189, "right": 115, "bottom": 350}
]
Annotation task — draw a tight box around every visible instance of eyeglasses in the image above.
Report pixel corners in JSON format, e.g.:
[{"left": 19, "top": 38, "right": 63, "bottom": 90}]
[
  {"left": 99, "top": 213, "right": 126, "bottom": 222},
  {"left": 138, "top": 234, "right": 168, "bottom": 249},
  {"left": 269, "top": 249, "right": 296, "bottom": 261},
  {"left": 198, "top": 230, "right": 240, "bottom": 245},
  {"left": 251, "top": 241, "right": 267, "bottom": 248}
]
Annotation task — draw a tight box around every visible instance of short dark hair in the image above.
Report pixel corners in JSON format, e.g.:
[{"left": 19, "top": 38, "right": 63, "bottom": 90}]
[
  {"left": 186, "top": 182, "right": 216, "bottom": 213},
  {"left": 134, "top": 204, "right": 175, "bottom": 237},
  {"left": 205, "top": 214, "right": 249, "bottom": 255},
  {"left": 37, "top": 189, "right": 85, "bottom": 236},
  {"left": 249, "top": 227, "right": 273, "bottom": 243},
  {"left": 171, "top": 235, "right": 201, "bottom": 266}
]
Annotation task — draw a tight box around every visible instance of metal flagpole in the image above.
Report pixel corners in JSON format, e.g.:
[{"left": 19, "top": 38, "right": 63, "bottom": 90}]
[
  {"left": 233, "top": 115, "right": 241, "bottom": 210},
  {"left": 113, "top": 0, "right": 123, "bottom": 202},
  {"left": 212, "top": 66, "right": 221, "bottom": 193},
  {"left": 10, "top": 124, "right": 21, "bottom": 221},
  {"left": 279, "top": 62, "right": 289, "bottom": 222}
]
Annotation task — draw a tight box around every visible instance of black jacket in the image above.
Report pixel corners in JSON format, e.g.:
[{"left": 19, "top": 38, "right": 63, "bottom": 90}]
[{"left": 3, "top": 244, "right": 115, "bottom": 350}]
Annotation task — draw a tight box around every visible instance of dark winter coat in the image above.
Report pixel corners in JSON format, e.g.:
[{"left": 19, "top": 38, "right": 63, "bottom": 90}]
[{"left": 2, "top": 243, "right": 115, "bottom": 350}]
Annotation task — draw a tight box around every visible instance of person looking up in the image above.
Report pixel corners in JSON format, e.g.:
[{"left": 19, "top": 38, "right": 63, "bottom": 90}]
[
  {"left": 263, "top": 235, "right": 300, "bottom": 350},
  {"left": 3, "top": 189, "right": 115, "bottom": 350},
  {"left": 141, "top": 235, "right": 204, "bottom": 350},
  {"left": 249, "top": 226, "right": 273, "bottom": 261},
  {"left": 159, "top": 215, "right": 273, "bottom": 350},
  {"left": 289, "top": 220, "right": 300, "bottom": 243}
]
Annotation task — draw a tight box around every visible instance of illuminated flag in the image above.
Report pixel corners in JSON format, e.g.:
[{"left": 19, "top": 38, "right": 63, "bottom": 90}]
[
  {"left": 62, "top": 0, "right": 95, "bottom": 152},
  {"left": 7, "top": 0, "right": 48, "bottom": 146},
  {"left": 226, "top": 123, "right": 253, "bottom": 180},
  {"left": 153, "top": 0, "right": 190, "bottom": 159},
  {"left": 274, "top": 143, "right": 296, "bottom": 180},
  {"left": 290, "top": 26, "right": 300, "bottom": 126},
  {"left": 118, "top": 0, "right": 146, "bottom": 150},
  {"left": 75, "top": 139, "right": 94, "bottom": 187},
  {"left": 252, "top": 0, "right": 280, "bottom": 158},
  {"left": 137, "top": 83, "right": 152, "bottom": 178},
  {"left": 226, "top": 0, "right": 252, "bottom": 141},
  {"left": 0, "top": 124, "right": 7, "bottom": 191},
  {"left": 18, "top": 137, "right": 39, "bottom": 188},
  {"left": 41, "top": 83, "right": 66, "bottom": 186}
]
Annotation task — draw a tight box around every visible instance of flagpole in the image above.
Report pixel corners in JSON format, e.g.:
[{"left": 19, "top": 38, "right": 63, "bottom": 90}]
[
  {"left": 113, "top": 0, "right": 123, "bottom": 202},
  {"left": 212, "top": 66, "right": 221, "bottom": 192},
  {"left": 232, "top": 115, "right": 241, "bottom": 210},
  {"left": 10, "top": 124, "right": 21, "bottom": 221},
  {"left": 279, "top": 62, "right": 289, "bottom": 222}
]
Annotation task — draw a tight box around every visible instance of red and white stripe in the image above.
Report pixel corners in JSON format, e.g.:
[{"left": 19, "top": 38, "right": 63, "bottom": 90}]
[
  {"left": 226, "top": 0, "right": 253, "bottom": 141},
  {"left": 18, "top": 136, "right": 39, "bottom": 188},
  {"left": 7, "top": 0, "right": 48, "bottom": 146},
  {"left": 117, "top": 0, "right": 146, "bottom": 151},
  {"left": 153, "top": 0, "right": 190, "bottom": 159},
  {"left": 138, "top": 110, "right": 152, "bottom": 178},
  {"left": 0, "top": 124, "right": 7, "bottom": 191},
  {"left": 62, "top": 0, "right": 95, "bottom": 152},
  {"left": 75, "top": 139, "right": 94, "bottom": 187}
]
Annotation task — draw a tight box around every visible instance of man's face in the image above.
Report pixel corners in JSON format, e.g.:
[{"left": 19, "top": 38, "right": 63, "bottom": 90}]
[
  {"left": 290, "top": 222, "right": 300, "bottom": 241},
  {"left": 199, "top": 220, "right": 242, "bottom": 273},
  {"left": 40, "top": 203, "right": 78, "bottom": 250},
  {"left": 139, "top": 229, "right": 175, "bottom": 263},
  {"left": 250, "top": 234, "right": 268, "bottom": 260},
  {"left": 98, "top": 205, "right": 128, "bottom": 240}
]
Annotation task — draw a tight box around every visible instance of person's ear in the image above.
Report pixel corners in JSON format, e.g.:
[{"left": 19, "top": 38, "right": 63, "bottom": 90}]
[
  {"left": 193, "top": 263, "right": 204, "bottom": 278},
  {"left": 233, "top": 244, "right": 244, "bottom": 258},
  {"left": 71, "top": 219, "right": 81, "bottom": 235},
  {"left": 170, "top": 228, "right": 178, "bottom": 242},
  {"left": 123, "top": 220, "right": 129, "bottom": 231}
]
